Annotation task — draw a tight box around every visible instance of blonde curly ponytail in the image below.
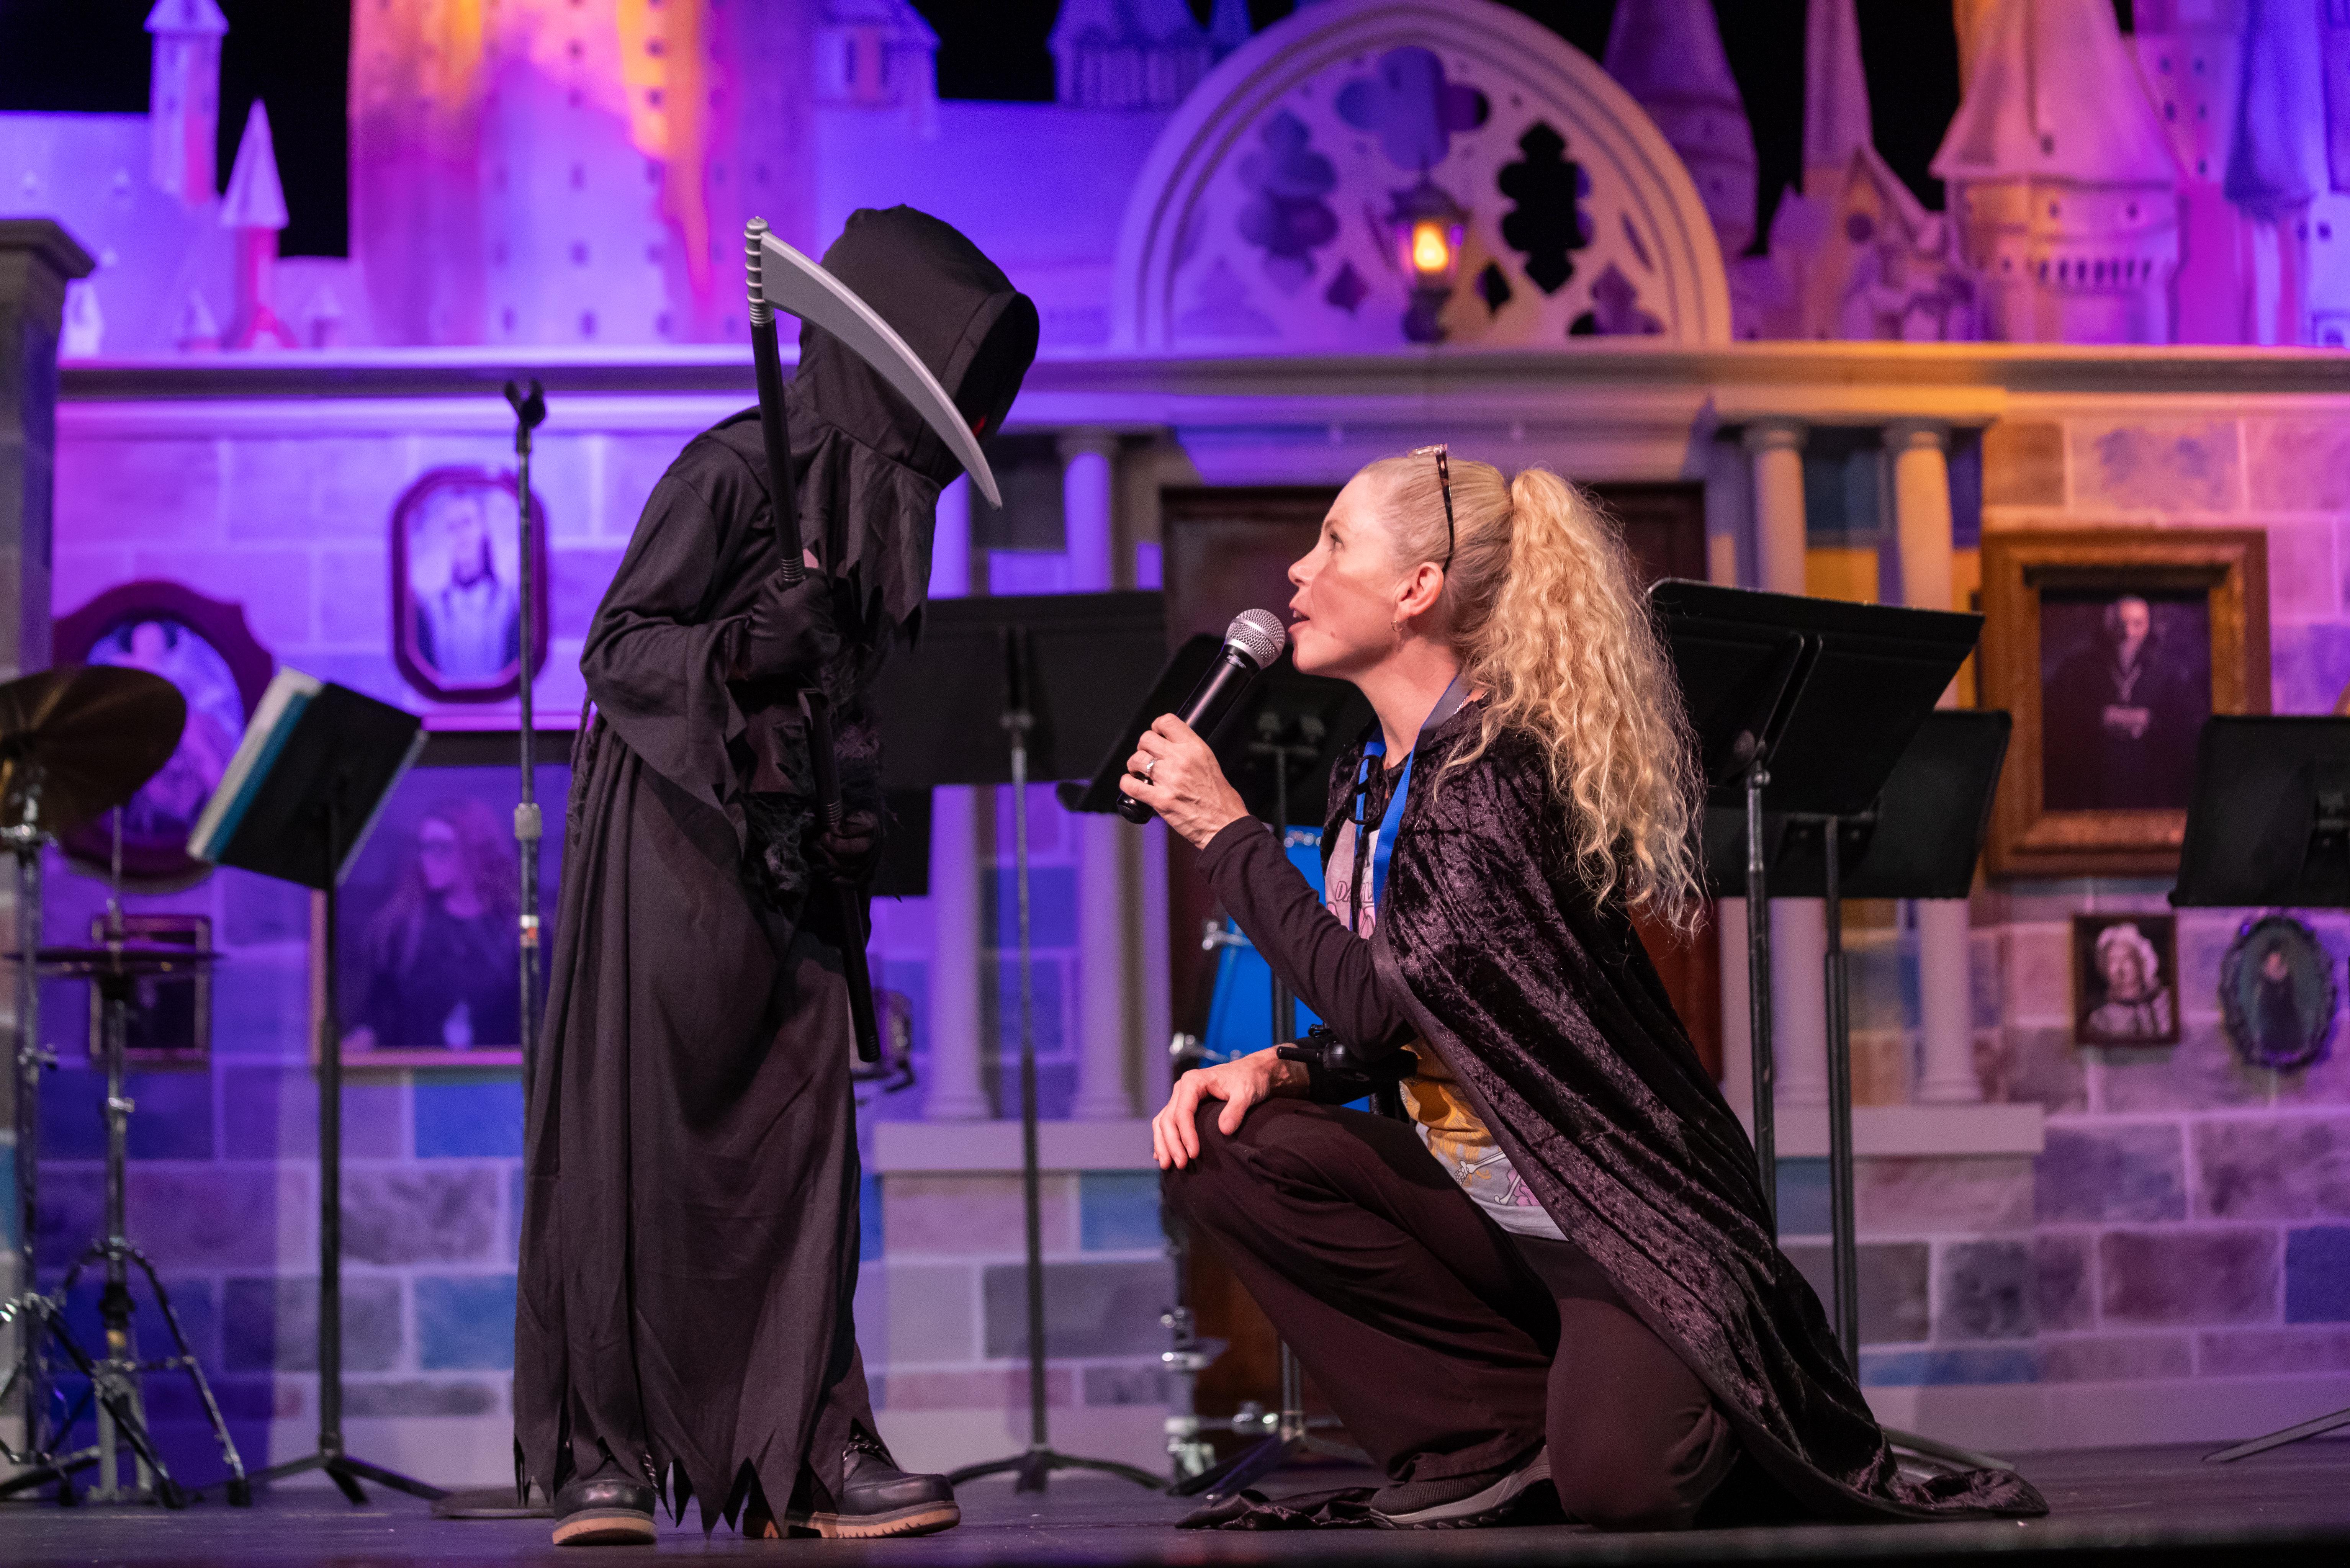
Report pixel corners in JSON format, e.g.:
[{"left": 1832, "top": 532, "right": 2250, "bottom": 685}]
[{"left": 1362, "top": 454, "right": 1703, "bottom": 931}]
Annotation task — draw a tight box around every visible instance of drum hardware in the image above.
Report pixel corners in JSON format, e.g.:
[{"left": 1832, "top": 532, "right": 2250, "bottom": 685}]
[{"left": 0, "top": 666, "right": 249, "bottom": 1506}]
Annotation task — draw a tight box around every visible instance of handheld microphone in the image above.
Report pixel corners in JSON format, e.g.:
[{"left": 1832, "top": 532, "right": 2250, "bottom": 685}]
[{"left": 1118, "top": 609, "right": 1287, "bottom": 824}]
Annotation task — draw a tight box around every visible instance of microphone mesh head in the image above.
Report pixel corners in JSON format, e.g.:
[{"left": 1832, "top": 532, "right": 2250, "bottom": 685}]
[{"left": 1224, "top": 608, "right": 1287, "bottom": 669}]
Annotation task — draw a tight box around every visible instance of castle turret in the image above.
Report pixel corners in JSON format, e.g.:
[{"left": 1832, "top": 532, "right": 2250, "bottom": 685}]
[
  {"left": 145, "top": 0, "right": 227, "bottom": 206},
  {"left": 1049, "top": 0, "right": 1214, "bottom": 111},
  {"left": 219, "top": 100, "right": 295, "bottom": 349},
  {"left": 1931, "top": 0, "right": 2182, "bottom": 343},
  {"left": 1602, "top": 0, "right": 1758, "bottom": 258}
]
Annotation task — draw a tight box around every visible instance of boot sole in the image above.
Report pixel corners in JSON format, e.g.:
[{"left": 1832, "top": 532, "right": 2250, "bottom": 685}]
[
  {"left": 784, "top": 1501, "right": 962, "bottom": 1539},
  {"left": 551, "top": 1508, "right": 657, "bottom": 1546}
]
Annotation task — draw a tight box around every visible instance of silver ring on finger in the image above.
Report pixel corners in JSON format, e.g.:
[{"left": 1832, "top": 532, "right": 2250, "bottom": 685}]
[{"left": 1143, "top": 757, "right": 1159, "bottom": 783}]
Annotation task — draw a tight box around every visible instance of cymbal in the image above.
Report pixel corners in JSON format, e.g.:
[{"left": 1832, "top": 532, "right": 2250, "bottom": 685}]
[
  {"left": 20, "top": 942, "right": 224, "bottom": 977},
  {"left": 0, "top": 665, "right": 186, "bottom": 839}
]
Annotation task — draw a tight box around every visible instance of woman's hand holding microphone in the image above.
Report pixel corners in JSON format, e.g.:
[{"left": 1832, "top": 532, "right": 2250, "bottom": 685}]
[{"left": 1121, "top": 714, "right": 1252, "bottom": 850}]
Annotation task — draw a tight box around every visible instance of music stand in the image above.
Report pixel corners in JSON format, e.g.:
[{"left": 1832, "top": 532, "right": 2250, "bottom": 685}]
[
  {"left": 1062, "top": 644, "right": 1375, "bottom": 1497},
  {"left": 1699, "top": 708, "right": 2010, "bottom": 1376},
  {"left": 1650, "top": 583, "right": 1977, "bottom": 1336},
  {"left": 190, "top": 680, "right": 444, "bottom": 1504},
  {"left": 2178, "top": 718, "right": 2350, "bottom": 1462},
  {"left": 878, "top": 592, "right": 1166, "bottom": 1494}
]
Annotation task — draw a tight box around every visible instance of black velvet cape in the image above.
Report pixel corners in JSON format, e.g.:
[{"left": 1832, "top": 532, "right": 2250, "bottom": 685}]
[
  {"left": 1347, "top": 709, "right": 2046, "bottom": 1521},
  {"left": 515, "top": 208, "right": 1036, "bottom": 1530}
]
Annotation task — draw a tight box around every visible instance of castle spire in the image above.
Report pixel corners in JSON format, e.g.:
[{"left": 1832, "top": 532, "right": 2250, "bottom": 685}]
[
  {"left": 1603, "top": 0, "right": 1759, "bottom": 255},
  {"left": 1803, "top": 0, "right": 1872, "bottom": 197},
  {"left": 145, "top": 0, "right": 228, "bottom": 206},
  {"left": 220, "top": 101, "right": 295, "bottom": 349}
]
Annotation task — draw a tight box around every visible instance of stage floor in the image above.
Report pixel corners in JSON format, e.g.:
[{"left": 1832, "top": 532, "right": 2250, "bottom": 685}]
[{"left": 2, "top": 1444, "right": 2348, "bottom": 1564}]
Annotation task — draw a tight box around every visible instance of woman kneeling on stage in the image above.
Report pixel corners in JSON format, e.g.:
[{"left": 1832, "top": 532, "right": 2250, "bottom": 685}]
[{"left": 1125, "top": 450, "right": 2046, "bottom": 1532}]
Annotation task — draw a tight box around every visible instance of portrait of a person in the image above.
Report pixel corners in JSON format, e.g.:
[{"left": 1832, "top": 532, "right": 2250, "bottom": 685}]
[
  {"left": 2041, "top": 593, "right": 2209, "bottom": 812},
  {"left": 345, "top": 796, "right": 520, "bottom": 1053},
  {"left": 91, "top": 617, "right": 243, "bottom": 841},
  {"left": 2222, "top": 917, "right": 2338, "bottom": 1072},
  {"left": 407, "top": 485, "right": 523, "bottom": 686},
  {"left": 2079, "top": 919, "right": 2177, "bottom": 1044}
]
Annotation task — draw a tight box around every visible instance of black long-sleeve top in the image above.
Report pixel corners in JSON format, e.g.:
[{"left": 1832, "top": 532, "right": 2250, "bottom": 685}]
[{"left": 1197, "top": 815, "right": 1417, "bottom": 1062}]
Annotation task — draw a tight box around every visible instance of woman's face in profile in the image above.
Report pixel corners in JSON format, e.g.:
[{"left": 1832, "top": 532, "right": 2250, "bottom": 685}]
[{"left": 1287, "top": 471, "right": 1406, "bottom": 679}]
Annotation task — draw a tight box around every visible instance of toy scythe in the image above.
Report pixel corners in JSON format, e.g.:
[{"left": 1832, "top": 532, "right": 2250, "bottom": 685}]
[{"left": 743, "top": 218, "right": 1000, "bottom": 1065}]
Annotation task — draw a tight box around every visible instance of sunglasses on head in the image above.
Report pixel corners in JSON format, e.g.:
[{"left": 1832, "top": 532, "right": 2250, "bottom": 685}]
[{"left": 1410, "top": 443, "right": 1455, "bottom": 569}]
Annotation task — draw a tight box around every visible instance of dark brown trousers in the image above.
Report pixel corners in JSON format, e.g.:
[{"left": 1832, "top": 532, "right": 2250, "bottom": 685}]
[{"left": 1169, "top": 1097, "right": 1742, "bottom": 1531}]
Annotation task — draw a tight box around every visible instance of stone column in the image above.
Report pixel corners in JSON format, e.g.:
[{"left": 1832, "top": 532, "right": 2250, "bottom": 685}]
[
  {"left": 1743, "top": 420, "right": 1829, "bottom": 1110},
  {"left": 1744, "top": 419, "right": 1808, "bottom": 597},
  {"left": 0, "top": 221, "right": 87, "bottom": 680},
  {"left": 1062, "top": 430, "right": 1136, "bottom": 1120},
  {"left": 0, "top": 222, "right": 89, "bottom": 1452},
  {"left": 922, "top": 478, "right": 990, "bottom": 1120},
  {"left": 1887, "top": 420, "right": 1981, "bottom": 1105}
]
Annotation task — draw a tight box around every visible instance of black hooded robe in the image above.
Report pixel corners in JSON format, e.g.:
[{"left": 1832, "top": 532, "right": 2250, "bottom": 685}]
[
  {"left": 1357, "top": 714, "right": 2046, "bottom": 1520},
  {"left": 516, "top": 208, "right": 1037, "bottom": 1529}
]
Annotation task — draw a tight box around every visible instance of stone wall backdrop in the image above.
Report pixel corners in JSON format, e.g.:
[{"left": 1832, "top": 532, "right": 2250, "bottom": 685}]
[
  {"left": 1762, "top": 411, "right": 2350, "bottom": 1442},
  {"left": 36, "top": 399, "right": 1145, "bottom": 1485}
]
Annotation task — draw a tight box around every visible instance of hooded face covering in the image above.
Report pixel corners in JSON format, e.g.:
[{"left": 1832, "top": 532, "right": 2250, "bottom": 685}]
[{"left": 791, "top": 206, "right": 1039, "bottom": 621}]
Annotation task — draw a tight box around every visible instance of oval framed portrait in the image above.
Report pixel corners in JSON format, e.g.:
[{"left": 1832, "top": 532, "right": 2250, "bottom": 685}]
[
  {"left": 2220, "top": 914, "right": 2339, "bottom": 1073},
  {"left": 54, "top": 581, "right": 276, "bottom": 887},
  {"left": 391, "top": 467, "right": 550, "bottom": 704}
]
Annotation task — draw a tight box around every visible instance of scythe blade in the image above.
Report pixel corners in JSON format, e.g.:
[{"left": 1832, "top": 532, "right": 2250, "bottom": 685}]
[{"left": 754, "top": 230, "right": 1003, "bottom": 509}]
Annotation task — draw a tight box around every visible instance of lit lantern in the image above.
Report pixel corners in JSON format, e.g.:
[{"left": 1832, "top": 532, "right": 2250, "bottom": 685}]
[{"left": 1388, "top": 177, "right": 1468, "bottom": 343}]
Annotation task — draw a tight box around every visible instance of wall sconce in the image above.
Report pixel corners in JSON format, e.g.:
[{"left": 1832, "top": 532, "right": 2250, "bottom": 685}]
[{"left": 1388, "top": 176, "right": 1467, "bottom": 343}]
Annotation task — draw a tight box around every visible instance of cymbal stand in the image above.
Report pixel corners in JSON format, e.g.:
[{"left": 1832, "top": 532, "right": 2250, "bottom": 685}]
[
  {"left": 51, "top": 812, "right": 249, "bottom": 1503},
  {"left": 0, "top": 783, "right": 183, "bottom": 1504}
]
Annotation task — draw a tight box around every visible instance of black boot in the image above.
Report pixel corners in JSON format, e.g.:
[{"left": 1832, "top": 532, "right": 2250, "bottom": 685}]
[
  {"left": 550, "top": 1458, "right": 656, "bottom": 1547},
  {"left": 769, "top": 1431, "right": 960, "bottom": 1540}
]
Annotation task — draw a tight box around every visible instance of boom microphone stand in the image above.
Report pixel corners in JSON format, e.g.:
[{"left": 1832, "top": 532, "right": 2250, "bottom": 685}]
[{"left": 504, "top": 377, "right": 548, "bottom": 1086}]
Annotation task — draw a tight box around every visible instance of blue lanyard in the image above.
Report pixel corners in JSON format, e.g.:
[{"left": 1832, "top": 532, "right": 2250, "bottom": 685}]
[{"left": 1349, "top": 674, "right": 1466, "bottom": 932}]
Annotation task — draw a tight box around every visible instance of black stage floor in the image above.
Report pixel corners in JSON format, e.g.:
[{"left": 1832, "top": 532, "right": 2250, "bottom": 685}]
[{"left": 3, "top": 1445, "right": 2347, "bottom": 1565}]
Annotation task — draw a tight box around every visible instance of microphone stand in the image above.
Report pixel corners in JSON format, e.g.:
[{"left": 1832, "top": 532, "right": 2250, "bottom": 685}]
[
  {"left": 504, "top": 378, "right": 547, "bottom": 1088},
  {"left": 746, "top": 218, "right": 879, "bottom": 1065}
]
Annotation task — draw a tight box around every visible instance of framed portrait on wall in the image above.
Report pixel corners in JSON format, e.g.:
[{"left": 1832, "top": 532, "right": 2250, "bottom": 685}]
[
  {"left": 54, "top": 581, "right": 275, "bottom": 888},
  {"left": 391, "top": 467, "right": 549, "bottom": 704},
  {"left": 1980, "top": 529, "right": 2269, "bottom": 878},
  {"left": 2072, "top": 913, "right": 2181, "bottom": 1047},
  {"left": 312, "top": 729, "right": 570, "bottom": 1068}
]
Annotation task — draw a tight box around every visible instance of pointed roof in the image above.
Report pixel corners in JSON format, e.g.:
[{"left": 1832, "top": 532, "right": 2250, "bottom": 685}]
[
  {"left": 2225, "top": 0, "right": 2329, "bottom": 208},
  {"left": 1603, "top": 0, "right": 1746, "bottom": 113},
  {"left": 1932, "top": 0, "right": 2181, "bottom": 186},
  {"left": 1051, "top": 0, "right": 1204, "bottom": 49},
  {"left": 219, "top": 100, "right": 288, "bottom": 230},
  {"left": 1804, "top": 0, "right": 1872, "bottom": 181},
  {"left": 1207, "top": 0, "right": 1252, "bottom": 53},
  {"left": 145, "top": 0, "right": 226, "bottom": 38}
]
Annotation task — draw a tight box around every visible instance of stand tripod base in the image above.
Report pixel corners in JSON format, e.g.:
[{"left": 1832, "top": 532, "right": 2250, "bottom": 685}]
[
  {"left": 2205, "top": 1406, "right": 2350, "bottom": 1463},
  {"left": 1167, "top": 1429, "right": 1368, "bottom": 1499},
  {"left": 241, "top": 1447, "right": 449, "bottom": 1506},
  {"left": 944, "top": 1444, "right": 1162, "bottom": 1495}
]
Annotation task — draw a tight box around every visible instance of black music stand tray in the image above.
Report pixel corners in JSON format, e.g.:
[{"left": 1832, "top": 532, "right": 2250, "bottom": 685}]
[
  {"left": 879, "top": 592, "right": 1166, "bottom": 1493},
  {"left": 1650, "top": 583, "right": 1977, "bottom": 1338},
  {"left": 2178, "top": 718, "right": 2350, "bottom": 1462},
  {"left": 1062, "top": 643, "right": 1375, "bottom": 1497},
  {"left": 194, "top": 682, "right": 443, "bottom": 1504}
]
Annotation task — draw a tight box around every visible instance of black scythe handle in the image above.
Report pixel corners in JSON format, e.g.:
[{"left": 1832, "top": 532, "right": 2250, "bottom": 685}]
[
  {"left": 801, "top": 690, "right": 881, "bottom": 1064},
  {"left": 749, "top": 219, "right": 875, "bottom": 1063},
  {"left": 745, "top": 218, "right": 805, "bottom": 585}
]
